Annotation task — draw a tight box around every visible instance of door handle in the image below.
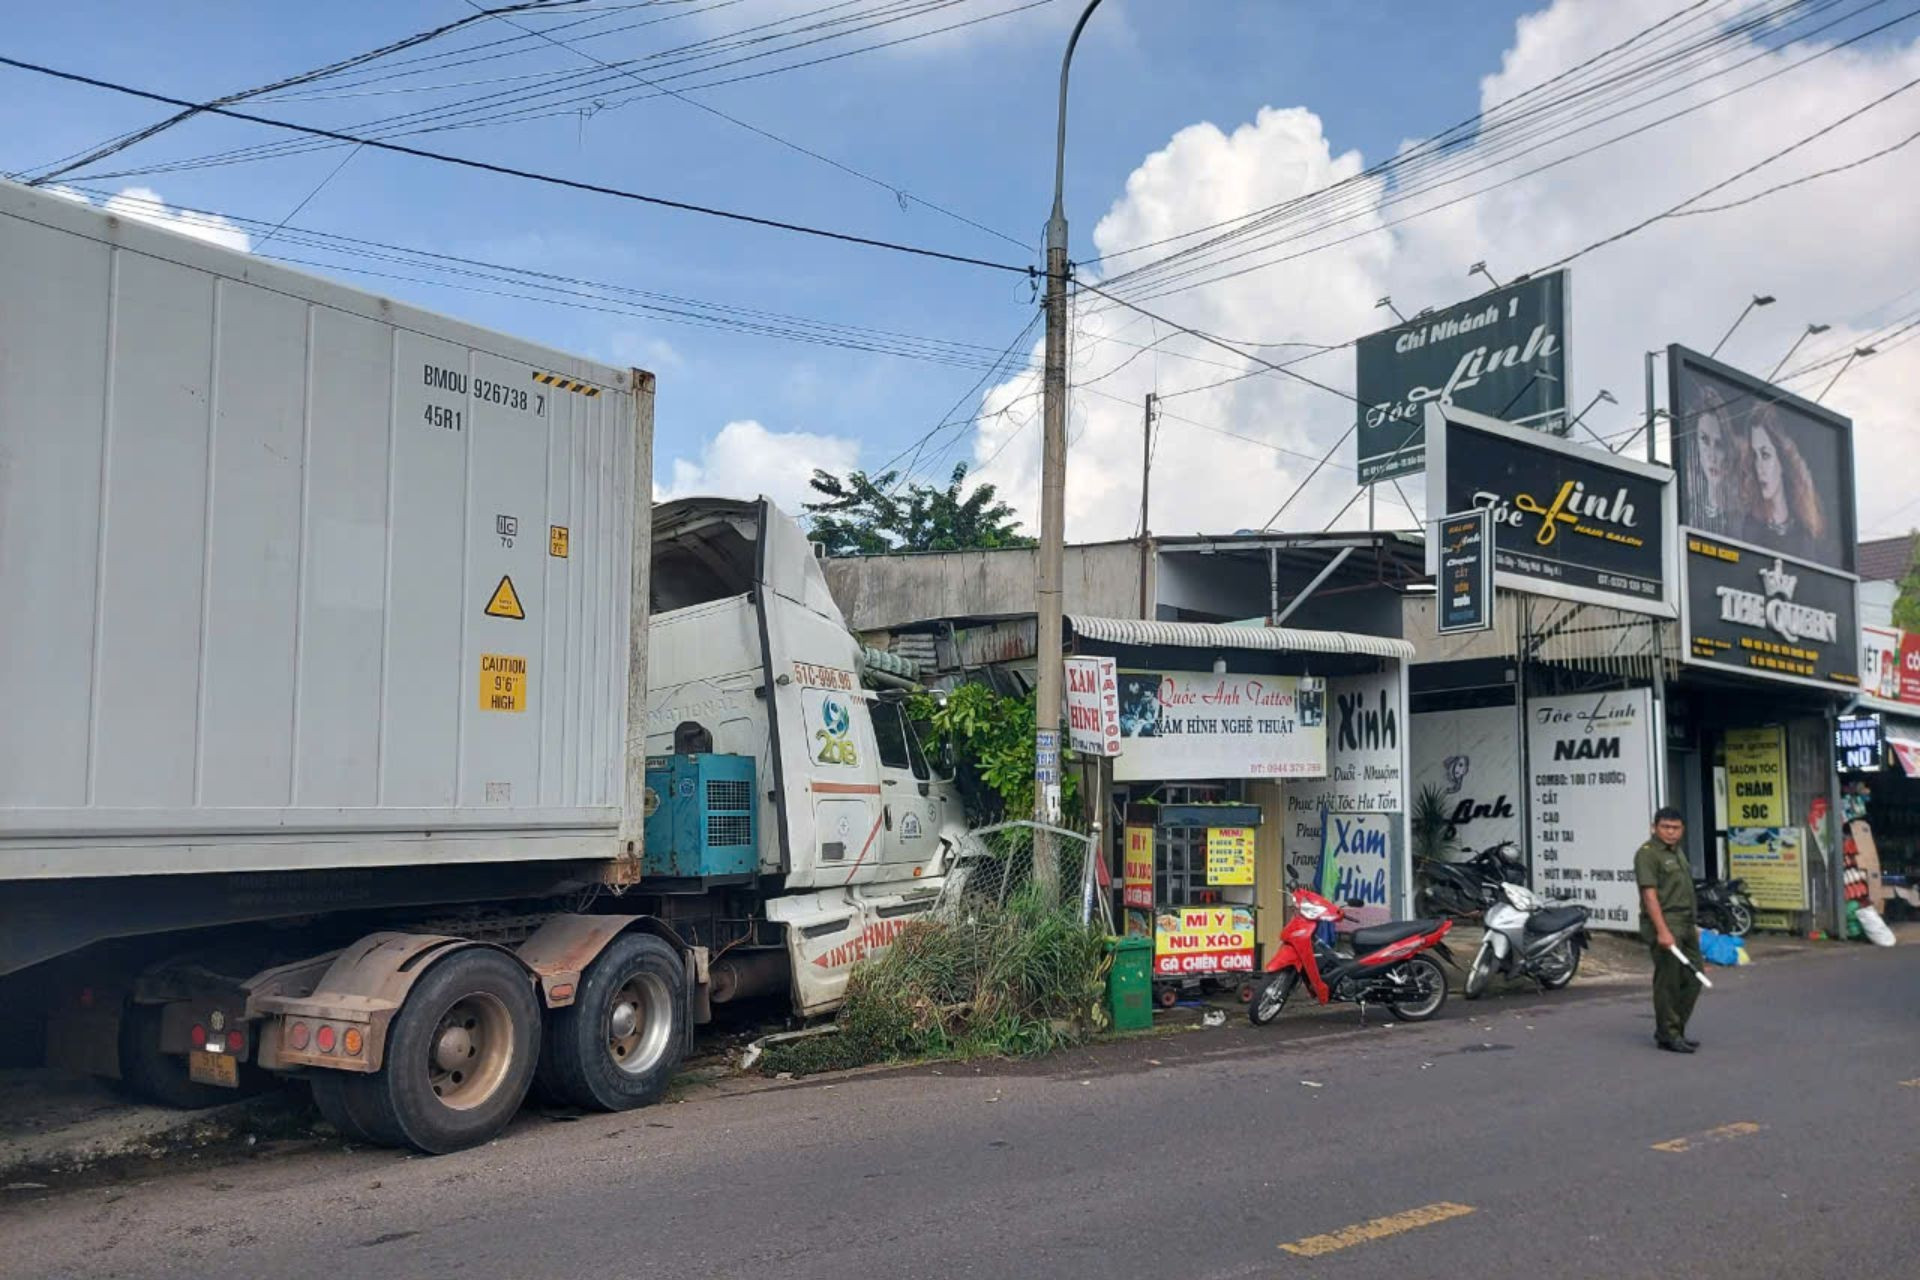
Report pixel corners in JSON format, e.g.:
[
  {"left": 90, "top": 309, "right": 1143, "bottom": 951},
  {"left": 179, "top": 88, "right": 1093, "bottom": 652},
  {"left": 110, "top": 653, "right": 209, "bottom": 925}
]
[{"left": 883, "top": 778, "right": 898, "bottom": 786}]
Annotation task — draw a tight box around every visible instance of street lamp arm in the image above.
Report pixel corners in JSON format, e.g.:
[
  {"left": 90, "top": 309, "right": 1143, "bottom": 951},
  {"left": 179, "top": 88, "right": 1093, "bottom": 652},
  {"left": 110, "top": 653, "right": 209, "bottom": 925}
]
[{"left": 1049, "top": 0, "right": 1108, "bottom": 241}]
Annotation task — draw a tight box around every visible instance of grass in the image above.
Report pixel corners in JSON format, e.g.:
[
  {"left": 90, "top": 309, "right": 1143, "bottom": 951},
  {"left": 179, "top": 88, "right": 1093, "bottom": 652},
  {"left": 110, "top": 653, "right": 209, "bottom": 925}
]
[{"left": 757, "top": 889, "right": 1111, "bottom": 1077}]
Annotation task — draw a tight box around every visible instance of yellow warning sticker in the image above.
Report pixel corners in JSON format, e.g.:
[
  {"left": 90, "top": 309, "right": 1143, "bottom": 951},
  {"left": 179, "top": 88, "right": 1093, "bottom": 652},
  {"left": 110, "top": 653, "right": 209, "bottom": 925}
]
[
  {"left": 480, "top": 654, "right": 528, "bottom": 712},
  {"left": 549, "top": 526, "right": 569, "bottom": 558},
  {"left": 484, "top": 575, "right": 526, "bottom": 620}
]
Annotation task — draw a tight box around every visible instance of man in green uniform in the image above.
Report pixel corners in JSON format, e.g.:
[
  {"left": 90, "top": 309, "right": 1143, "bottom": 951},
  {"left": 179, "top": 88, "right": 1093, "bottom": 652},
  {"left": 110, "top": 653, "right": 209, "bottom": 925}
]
[{"left": 1636, "top": 806, "right": 1703, "bottom": 1053}]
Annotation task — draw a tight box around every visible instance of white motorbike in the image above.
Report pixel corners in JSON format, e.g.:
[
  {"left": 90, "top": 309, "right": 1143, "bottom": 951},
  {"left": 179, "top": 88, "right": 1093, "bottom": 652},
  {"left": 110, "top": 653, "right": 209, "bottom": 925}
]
[{"left": 1463, "top": 882, "right": 1589, "bottom": 998}]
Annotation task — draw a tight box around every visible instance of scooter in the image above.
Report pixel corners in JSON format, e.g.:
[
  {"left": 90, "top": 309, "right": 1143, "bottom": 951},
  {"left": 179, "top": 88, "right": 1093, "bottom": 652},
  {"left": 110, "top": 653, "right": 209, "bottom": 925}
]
[
  {"left": 1463, "top": 881, "right": 1589, "bottom": 998},
  {"left": 1248, "top": 873, "right": 1455, "bottom": 1026},
  {"left": 1415, "top": 842, "right": 1527, "bottom": 918},
  {"left": 1693, "top": 877, "right": 1754, "bottom": 937}
]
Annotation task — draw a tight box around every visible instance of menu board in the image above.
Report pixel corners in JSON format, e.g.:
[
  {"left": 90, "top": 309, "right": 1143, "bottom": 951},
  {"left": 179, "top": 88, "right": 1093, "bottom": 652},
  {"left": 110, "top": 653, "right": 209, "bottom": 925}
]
[{"left": 1527, "top": 689, "right": 1656, "bottom": 930}]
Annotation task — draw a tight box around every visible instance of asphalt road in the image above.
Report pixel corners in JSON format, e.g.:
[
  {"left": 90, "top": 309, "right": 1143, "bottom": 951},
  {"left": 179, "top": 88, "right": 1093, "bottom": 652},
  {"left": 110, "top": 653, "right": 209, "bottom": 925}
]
[{"left": 4, "top": 943, "right": 1916, "bottom": 1280}]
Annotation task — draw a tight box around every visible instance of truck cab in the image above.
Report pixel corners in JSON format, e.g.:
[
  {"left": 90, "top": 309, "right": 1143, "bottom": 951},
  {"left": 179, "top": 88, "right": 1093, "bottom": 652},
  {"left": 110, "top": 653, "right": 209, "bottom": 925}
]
[{"left": 647, "top": 497, "right": 970, "bottom": 1012}]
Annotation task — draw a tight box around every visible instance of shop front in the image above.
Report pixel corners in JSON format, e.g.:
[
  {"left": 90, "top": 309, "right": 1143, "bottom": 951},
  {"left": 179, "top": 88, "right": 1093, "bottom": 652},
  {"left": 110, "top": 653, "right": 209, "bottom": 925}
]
[
  {"left": 1063, "top": 617, "right": 1413, "bottom": 988},
  {"left": 1663, "top": 346, "right": 1862, "bottom": 934},
  {"left": 1841, "top": 621, "right": 1920, "bottom": 922},
  {"left": 1418, "top": 401, "right": 1676, "bottom": 931}
]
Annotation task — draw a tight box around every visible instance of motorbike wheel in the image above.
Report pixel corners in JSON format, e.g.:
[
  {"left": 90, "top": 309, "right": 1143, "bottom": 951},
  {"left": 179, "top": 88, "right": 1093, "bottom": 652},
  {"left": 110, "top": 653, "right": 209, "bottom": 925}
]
[
  {"left": 1387, "top": 956, "right": 1448, "bottom": 1022},
  {"left": 1727, "top": 902, "right": 1753, "bottom": 937},
  {"left": 1248, "top": 972, "right": 1297, "bottom": 1026},
  {"left": 1537, "top": 939, "right": 1581, "bottom": 990},
  {"left": 1463, "top": 944, "right": 1494, "bottom": 1000}
]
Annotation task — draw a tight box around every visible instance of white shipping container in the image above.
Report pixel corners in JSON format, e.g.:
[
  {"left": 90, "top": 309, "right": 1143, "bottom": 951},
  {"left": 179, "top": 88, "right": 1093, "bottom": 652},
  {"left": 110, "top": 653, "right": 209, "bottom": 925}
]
[{"left": 0, "top": 181, "right": 652, "bottom": 880}]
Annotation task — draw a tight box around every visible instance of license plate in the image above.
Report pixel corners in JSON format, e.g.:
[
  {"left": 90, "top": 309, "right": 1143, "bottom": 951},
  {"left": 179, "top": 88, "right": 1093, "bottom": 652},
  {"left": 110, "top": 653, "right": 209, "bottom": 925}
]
[{"left": 189, "top": 1049, "right": 239, "bottom": 1088}]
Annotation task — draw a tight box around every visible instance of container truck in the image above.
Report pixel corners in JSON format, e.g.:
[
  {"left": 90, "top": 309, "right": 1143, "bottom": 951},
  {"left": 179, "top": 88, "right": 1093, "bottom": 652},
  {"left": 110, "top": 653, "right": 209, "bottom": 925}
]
[{"left": 0, "top": 180, "right": 975, "bottom": 1152}]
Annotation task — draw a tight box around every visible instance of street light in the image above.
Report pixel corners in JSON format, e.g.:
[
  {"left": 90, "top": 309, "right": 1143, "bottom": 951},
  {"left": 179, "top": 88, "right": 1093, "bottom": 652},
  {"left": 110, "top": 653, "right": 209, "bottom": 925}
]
[
  {"left": 1768, "top": 322, "right": 1830, "bottom": 381},
  {"left": 1816, "top": 346, "right": 1876, "bottom": 403},
  {"left": 1708, "top": 293, "right": 1775, "bottom": 359},
  {"left": 1034, "top": 0, "right": 1108, "bottom": 839},
  {"left": 1566, "top": 389, "right": 1617, "bottom": 445}
]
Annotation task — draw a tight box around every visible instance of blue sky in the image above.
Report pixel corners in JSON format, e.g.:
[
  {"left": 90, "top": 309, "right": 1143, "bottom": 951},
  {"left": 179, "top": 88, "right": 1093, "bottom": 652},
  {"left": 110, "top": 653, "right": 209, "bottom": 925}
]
[{"left": 4, "top": 1, "right": 1916, "bottom": 536}]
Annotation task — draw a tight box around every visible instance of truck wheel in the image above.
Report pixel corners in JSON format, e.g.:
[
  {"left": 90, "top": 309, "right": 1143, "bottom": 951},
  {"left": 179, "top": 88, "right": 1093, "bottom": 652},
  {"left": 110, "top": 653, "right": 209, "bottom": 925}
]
[
  {"left": 539, "top": 934, "right": 687, "bottom": 1112},
  {"left": 310, "top": 1072, "right": 373, "bottom": 1143},
  {"left": 117, "top": 1002, "right": 253, "bottom": 1110},
  {"left": 356, "top": 947, "right": 541, "bottom": 1154}
]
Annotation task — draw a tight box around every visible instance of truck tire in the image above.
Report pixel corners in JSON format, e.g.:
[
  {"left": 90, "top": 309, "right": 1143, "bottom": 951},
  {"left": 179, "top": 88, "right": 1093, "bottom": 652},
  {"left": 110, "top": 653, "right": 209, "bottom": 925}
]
[
  {"left": 117, "top": 1001, "right": 261, "bottom": 1110},
  {"left": 538, "top": 933, "right": 687, "bottom": 1112},
  {"left": 354, "top": 947, "right": 541, "bottom": 1154},
  {"left": 309, "top": 1072, "right": 373, "bottom": 1143}
]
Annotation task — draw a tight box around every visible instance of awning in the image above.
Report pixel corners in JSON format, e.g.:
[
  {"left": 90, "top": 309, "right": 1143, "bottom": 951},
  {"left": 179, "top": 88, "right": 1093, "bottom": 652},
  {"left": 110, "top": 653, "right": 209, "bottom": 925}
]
[{"left": 1068, "top": 615, "right": 1414, "bottom": 661}]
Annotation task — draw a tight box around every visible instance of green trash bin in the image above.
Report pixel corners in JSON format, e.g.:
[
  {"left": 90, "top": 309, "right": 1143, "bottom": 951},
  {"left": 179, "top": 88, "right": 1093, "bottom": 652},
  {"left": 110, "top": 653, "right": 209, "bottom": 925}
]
[{"left": 1106, "top": 935, "right": 1154, "bottom": 1032}]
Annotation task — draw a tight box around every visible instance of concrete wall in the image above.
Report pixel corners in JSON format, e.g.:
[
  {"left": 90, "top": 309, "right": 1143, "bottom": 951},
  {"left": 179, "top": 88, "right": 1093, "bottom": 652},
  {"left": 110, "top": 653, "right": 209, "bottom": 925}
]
[{"left": 823, "top": 541, "right": 1148, "bottom": 632}]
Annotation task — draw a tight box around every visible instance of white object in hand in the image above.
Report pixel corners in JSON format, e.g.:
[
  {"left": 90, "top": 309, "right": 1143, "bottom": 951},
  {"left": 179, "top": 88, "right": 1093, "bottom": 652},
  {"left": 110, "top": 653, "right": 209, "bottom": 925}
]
[{"left": 1669, "top": 944, "right": 1714, "bottom": 988}]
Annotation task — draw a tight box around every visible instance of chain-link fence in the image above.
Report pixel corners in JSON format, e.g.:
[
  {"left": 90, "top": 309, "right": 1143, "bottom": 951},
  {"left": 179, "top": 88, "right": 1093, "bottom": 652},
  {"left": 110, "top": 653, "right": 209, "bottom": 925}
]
[{"left": 939, "top": 819, "right": 1113, "bottom": 931}]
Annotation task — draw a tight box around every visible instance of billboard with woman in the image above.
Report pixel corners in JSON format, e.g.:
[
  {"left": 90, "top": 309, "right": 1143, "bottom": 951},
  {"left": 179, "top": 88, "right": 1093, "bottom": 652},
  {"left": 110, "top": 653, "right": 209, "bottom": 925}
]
[{"left": 1668, "top": 345, "right": 1856, "bottom": 571}]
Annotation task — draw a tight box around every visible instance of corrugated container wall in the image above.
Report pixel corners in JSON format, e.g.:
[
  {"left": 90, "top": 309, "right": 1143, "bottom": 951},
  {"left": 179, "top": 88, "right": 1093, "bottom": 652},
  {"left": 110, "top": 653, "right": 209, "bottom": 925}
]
[{"left": 0, "top": 182, "right": 648, "bottom": 880}]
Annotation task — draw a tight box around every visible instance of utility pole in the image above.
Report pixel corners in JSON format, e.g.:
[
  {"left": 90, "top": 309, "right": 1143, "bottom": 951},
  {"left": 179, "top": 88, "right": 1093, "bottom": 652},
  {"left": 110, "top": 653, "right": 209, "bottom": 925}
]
[
  {"left": 1643, "top": 349, "right": 1660, "bottom": 463},
  {"left": 1034, "top": 0, "right": 1106, "bottom": 888},
  {"left": 1138, "top": 391, "right": 1156, "bottom": 538}
]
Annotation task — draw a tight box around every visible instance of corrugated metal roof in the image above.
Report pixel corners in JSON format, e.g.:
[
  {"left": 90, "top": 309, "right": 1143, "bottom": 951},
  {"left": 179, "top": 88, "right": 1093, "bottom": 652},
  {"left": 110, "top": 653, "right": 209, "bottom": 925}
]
[{"left": 1068, "top": 616, "right": 1413, "bottom": 660}]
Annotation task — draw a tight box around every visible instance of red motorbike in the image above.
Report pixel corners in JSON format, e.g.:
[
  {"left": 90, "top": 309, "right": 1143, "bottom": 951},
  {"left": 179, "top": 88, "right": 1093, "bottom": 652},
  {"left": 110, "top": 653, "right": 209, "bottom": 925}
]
[{"left": 1249, "top": 876, "right": 1455, "bottom": 1026}]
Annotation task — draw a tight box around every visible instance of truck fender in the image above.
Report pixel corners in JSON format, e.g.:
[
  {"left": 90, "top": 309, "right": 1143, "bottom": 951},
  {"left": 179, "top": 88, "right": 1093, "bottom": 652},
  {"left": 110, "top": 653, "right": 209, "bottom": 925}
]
[
  {"left": 517, "top": 915, "right": 709, "bottom": 1043},
  {"left": 248, "top": 932, "right": 526, "bottom": 1073},
  {"left": 515, "top": 914, "right": 692, "bottom": 1008}
]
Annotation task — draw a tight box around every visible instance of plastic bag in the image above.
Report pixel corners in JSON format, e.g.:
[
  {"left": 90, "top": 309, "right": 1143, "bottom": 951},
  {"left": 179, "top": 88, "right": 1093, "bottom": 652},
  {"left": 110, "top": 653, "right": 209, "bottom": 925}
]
[
  {"left": 1856, "top": 905, "right": 1897, "bottom": 948},
  {"left": 1698, "top": 928, "right": 1743, "bottom": 966}
]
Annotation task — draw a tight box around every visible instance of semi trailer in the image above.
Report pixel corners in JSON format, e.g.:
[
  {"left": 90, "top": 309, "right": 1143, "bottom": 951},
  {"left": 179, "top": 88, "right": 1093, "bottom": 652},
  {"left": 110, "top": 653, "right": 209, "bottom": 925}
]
[{"left": 0, "top": 179, "right": 973, "bottom": 1152}]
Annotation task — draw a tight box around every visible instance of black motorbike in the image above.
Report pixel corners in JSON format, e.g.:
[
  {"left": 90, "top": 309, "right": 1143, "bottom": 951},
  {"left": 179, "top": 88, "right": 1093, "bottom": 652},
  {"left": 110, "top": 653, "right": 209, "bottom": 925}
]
[
  {"left": 1415, "top": 843, "right": 1527, "bottom": 918},
  {"left": 1693, "top": 876, "right": 1754, "bottom": 936}
]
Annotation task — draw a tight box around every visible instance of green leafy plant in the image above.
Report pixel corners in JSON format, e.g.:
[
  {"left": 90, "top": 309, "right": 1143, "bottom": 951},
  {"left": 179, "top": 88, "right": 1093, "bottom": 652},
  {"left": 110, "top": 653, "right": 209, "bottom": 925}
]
[
  {"left": 1893, "top": 531, "right": 1920, "bottom": 632},
  {"left": 803, "top": 463, "right": 1034, "bottom": 557},
  {"left": 756, "top": 892, "right": 1109, "bottom": 1077},
  {"left": 910, "top": 684, "right": 1077, "bottom": 823},
  {"left": 1411, "top": 782, "right": 1455, "bottom": 864}
]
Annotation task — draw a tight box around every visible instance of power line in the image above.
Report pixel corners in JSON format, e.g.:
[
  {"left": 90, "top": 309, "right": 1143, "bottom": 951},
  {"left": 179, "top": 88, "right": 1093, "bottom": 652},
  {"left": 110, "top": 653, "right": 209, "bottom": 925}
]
[
  {"left": 18, "top": 0, "right": 598, "bottom": 185},
  {"left": 1529, "top": 71, "right": 1920, "bottom": 275},
  {"left": 0, "top": 55, "right": 1032, "bottom": 276},
  {"left": 60, "top": 185, "right": 1034, "bottom": 367},
  {"left": 1091, "top": 1, "right": 1909, "bottom": 310},
  {"left": 459, "top": 0, "right": 1028, "bottom": 250},
  {"left": 75, "top": 1, "right": 1051, "bottom": 184}
]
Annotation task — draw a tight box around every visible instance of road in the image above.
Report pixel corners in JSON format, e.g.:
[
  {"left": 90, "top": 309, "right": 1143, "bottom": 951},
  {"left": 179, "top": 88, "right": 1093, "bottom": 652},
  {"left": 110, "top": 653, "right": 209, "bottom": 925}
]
[{"left": 3, "top": 942, "right": 1916, "bottom": 1279}]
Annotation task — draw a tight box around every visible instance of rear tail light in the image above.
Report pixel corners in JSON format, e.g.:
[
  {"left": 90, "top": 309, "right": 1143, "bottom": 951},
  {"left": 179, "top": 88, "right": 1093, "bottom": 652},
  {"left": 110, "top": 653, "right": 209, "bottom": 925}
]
[
  {"left": 228, "top": 1026, "right": 246, "bottom": 1055},
  {"left": 288, "top": 1021, "right": 311, "bottom": 1051},
  {"left": 342, "top": 1027, "right": 364, "bottom": 1057},
  {"left": 190, "top": 1023, "right": 208, "bottom": 1049},
  {"left": 316, "top": 1024, "right": 338, "bottom": 1054}
]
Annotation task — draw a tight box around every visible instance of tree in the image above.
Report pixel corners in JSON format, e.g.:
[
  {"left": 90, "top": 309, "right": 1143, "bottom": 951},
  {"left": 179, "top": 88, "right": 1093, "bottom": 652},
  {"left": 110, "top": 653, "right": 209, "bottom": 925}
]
[
  {"left": 803, "top": 463, "right": 1033, "bottom": 556},
  {"left": 1893, "top": 531, "right": 1920, "bottom": 632}
]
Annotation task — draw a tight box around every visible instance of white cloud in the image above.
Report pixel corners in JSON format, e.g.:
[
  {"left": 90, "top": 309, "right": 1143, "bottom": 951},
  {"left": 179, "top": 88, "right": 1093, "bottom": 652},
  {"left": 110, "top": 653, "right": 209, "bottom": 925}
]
[
  {"left": 970, "top": 0, "right": 1920, "bottom": 543},
  {"left": 49, "top": 184, "right": 252, "bottom": 253},
  {"left": 659, "top": 419, "right": 859, "bottom": 517}
]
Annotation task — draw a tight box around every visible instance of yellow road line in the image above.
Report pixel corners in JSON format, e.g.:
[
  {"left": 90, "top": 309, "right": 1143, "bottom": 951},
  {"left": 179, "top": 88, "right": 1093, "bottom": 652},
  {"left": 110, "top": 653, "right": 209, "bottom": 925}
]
[
  {"left": 1279, "top": 1202, "right": 1476, "bottom": 1258},
  {"left": 1901, "top": 1078, "right": 1920, "bottom": 1088},
  {"left": 1651, "top": 1121, "right": 1763, "bottom": 1153}
]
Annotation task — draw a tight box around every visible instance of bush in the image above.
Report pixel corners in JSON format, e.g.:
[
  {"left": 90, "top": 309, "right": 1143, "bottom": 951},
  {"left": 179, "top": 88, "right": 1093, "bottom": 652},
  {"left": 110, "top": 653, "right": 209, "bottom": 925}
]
[{"left": 757, "top": 894, "right": 1109, "bottom": 1076}]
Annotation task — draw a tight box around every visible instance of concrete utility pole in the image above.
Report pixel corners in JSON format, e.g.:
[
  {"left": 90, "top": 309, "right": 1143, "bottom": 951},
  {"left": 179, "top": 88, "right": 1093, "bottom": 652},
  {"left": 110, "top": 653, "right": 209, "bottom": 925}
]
[{"left": 1034, "top": 0, "right": 1107, "bottom": 865}]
